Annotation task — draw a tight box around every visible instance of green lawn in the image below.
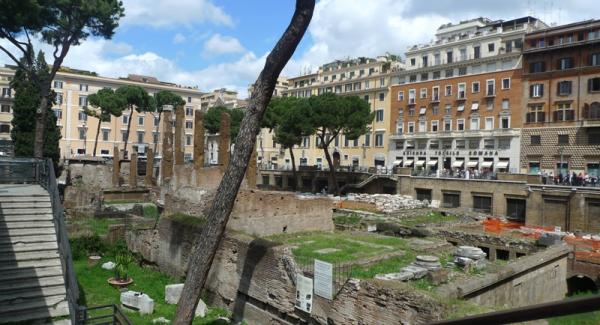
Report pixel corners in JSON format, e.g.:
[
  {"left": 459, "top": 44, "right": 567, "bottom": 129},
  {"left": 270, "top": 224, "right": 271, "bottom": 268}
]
[
  {"left": 397, "top": 211, "right": 459, "bottom": 227},
  {"left": 547, "top": 292, "right": 600, "bottom": 325},
  {"left": 333, "top": 213, "right": 362, "bottom": 225},
  {"left": 75, "top": 257, "right": 230, "bottom": 324}
]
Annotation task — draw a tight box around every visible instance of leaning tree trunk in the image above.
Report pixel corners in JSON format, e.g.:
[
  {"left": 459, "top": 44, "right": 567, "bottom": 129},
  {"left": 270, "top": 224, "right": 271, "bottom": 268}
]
[
  {"left": 93, "top": 119, "right": 101, "bottom": 157},
  {"left": 289, "top": 146, "right": 297, "bottom": 191},
  {"left": 173, "top": 1, "right": 315, "bottom": 323},
  {"left": 33, "top": 85, "right": 50, "bottom": 158},
  {"left": 322, "top": 140, "right": 340, "bottom": 195},
  {"left": 123, "top": 106, "right": 134, "bottom": 158}
]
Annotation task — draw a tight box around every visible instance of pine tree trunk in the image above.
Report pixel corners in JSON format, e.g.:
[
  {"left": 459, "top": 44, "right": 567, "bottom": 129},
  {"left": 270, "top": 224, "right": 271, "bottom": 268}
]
[
  {"left": 173, "top": 1, "right": 314, "bottom": 323},
  {"left": 289, "top": 147, "right": 297, "bottom": 191},
  {"left": 93, "top": 119, "right": 101, "bottom": 157},
  {"left": 33, "top": 86, "right": 49, "bottom": 158},
  {"left": 322, "top": 138, "right": 339, "bottom": 195},
  {"left": 123, "top": 106, "right": 133, "bottom": 158}
]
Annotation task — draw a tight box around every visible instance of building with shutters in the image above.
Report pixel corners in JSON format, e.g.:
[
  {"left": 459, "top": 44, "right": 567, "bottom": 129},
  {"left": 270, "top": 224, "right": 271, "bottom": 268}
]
[
  {"left": 520, "top": 19, "right": 600, "bottom": 177},
  {"left": 388, "top": 17, "right": 546, "bottom": 175}
]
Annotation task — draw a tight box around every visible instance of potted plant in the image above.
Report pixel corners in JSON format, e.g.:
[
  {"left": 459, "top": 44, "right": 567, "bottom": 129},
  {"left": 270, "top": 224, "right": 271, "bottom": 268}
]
[{"left": 108, "top": 252, "right": 134, "bottom": 288}]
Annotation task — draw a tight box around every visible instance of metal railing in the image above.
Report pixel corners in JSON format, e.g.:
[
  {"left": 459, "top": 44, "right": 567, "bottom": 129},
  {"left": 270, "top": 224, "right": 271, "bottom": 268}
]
[{"left": 78, "top": 305, "right": 133, "bottom": 325}]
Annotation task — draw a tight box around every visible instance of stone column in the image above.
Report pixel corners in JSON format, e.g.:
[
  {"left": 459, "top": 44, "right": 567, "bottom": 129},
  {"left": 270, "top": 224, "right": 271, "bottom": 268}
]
[
  {"left": 174, "top": 105, "right": 185, "bottom": 166},
  {"left": 160, "top": 105, "right": 174, "bottom": 184},
  {"left": 246, "top": 143, "right": 257, "bottom": 188},
  {"left": 218, "top": 112, "right": 231, "bottom": 172},
  {"left": 193, "top": 111, "right": 205, "bottom": 170},
  {"left": 146, "top": 148, "right": 154, "bottom": 186},
  {"left": 130, "top": 153, "right": 138, "bottom": 188},
  {"left": 112, "top": 144, "right": 120, "bottom": 187}
]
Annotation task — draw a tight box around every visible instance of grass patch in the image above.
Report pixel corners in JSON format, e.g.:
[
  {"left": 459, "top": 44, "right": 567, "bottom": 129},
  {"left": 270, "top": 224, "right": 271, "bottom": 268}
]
[
  {"left": 167, "top": 213, "right": 206, "bottom": 228},
  {"left": 143, "top": 205, "right": 159, "bottom": 219},
  {"left": 75, "top": 256, "right": 230, "bottom": 324},
  {"left": 333, "top": 213, "right": 362, "bottom": 225},
  {"left": 547, "top": 292, "right": 600, "bottom": 325},
  {"left": 398, "top": 212, "right": 459, "bottom": 227},
  {"left": 350, "top": 255, "right": 415, "bottom": 279},
  {"left": 87, "top": 218, "right": 121, "bottom": 236},
  {"left": 104, "top": 199, "right": 146, "bottom": 205}
]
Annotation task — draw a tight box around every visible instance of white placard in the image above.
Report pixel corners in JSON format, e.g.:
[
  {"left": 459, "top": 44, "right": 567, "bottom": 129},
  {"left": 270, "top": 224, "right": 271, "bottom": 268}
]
[
  {"left": 295, "top": 273, "right": 313, "bottom": 313},
  {"left": 314, "top": 259, "right": 333, "bottom": 300}
]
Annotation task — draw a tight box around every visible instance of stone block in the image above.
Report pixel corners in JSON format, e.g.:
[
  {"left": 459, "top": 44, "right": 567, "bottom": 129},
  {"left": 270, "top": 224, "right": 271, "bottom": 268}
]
[
  {"left": 164, "top": 283, "right": 207, "bottom": 317},
  {"left": 121, "top": 291, "right": 154, "bottom": 315},
  {"left": 401, "top": 265, "right": 428, "bottom": 279},
  {"left": 375, "top": 271, "right": 414, "bottom": 281},
  {"left": 455, "top": 246, "right": 486, "bottom": 260},
  {"left": 537, "top": 232, "right": 564, "bottom": 247},
  {"left": 427, "top": 268, "right": 449, "bottom": 285},
  {"left": 413, "top": 255, "right": 442, "bottom": 271},
  {"left": 101, "top": 261, "right": 115, "bottom": 270}
]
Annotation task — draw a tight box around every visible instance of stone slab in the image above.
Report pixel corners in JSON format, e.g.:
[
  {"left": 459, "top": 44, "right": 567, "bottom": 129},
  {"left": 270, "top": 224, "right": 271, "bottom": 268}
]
[{"left": 121, "top": 291, "right": 154, "bottom": 315}]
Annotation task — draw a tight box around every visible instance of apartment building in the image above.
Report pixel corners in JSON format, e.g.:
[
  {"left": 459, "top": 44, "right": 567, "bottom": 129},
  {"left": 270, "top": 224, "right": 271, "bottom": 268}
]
[
  {"left": 200, "top": 88, "right": 241, "bottom": 110},
  {"left": 389, "top": 17, "right": 546, "bottom": 174},
  {"left": 0, "top": 66, "right": 205, "bottom": 160},
  {"left": 520, "top": 19, "right": 600, "bottom": 176},
  {"left": 259, "top": 55, "right": 403, "bottom": 170},
  {"left": 248, "top": 76, "right": 289, "bottom": 98}
]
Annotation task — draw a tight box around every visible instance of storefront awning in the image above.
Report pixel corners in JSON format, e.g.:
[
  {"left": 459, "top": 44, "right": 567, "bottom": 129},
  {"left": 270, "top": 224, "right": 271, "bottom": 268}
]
[
  {"left": 419, "top": 107, "right": 427, "bottom": 115},
  {"left": 427, "top": 160, "right": 438, "bottom": 166},
  {"left": 403, "top": 160, "right": 414, "bottom": 167},
  {"left": 497, "top": 161, "right": 509, "bottom": 168},
  {"left": 452, "top": 161, "right": 464, "bottom": 168},
  {"left": 415, "top": 160, "right": 426, "bottom": 167},
  {"left": 481, "top": 161, "right": 493, "bottom": 168},
  {"left": 471, "top": 102, "right": 479, "bottom": 111},
  {"left": 466, "top": 161, "right": 479, "bottom": 168},
  {"left": 393, "top": 160, "right": 403, "bottom": 166}
]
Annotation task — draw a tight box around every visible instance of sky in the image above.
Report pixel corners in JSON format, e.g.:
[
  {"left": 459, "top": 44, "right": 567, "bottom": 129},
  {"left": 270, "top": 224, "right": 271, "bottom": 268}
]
[{"left": 1, "top": 0, "right": 599, "bottom": 98}]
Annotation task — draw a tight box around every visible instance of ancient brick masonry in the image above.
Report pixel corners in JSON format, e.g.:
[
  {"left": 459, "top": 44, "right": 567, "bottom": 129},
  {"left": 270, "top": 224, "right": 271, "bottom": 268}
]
[
  {"left": 146, "top": 148, "right": 154, "bottom": 186},
  {"left": 194, "top": 111, "right": 205, "bottom": 170},
  {"left": 160, "top": 106, "right": 174, "bottom": 183},
  {"left": 112, "top": 144, "right": 120, "bottom": 187},
  {"left": 218, "top": 112, "right": 231, "bottom": 172},
  {"left": 129, "top": 153, "right": 138, "bottom": 187},
  {"left": 246, "top": 143, "right": 257, "bottom": 188},
  {"left": 174, "top": 105, "right": 185, "bottom": 166}
]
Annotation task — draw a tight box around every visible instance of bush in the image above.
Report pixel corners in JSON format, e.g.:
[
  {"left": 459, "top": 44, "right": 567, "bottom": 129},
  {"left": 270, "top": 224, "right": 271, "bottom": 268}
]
[{"left": 70, "top": 235, "right": 107, "bottom": 260}]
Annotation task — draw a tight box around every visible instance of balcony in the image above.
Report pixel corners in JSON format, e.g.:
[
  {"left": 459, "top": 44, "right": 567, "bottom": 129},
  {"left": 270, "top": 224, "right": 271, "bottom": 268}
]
[{"left": 389, "top": 128, "right": 519, "bottom": 140}]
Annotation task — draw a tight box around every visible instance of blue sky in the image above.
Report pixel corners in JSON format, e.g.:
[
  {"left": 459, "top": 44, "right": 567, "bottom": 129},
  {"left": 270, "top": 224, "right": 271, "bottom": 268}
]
[{"left": 1, "top": 0, "right": 598, "bottom": 97}]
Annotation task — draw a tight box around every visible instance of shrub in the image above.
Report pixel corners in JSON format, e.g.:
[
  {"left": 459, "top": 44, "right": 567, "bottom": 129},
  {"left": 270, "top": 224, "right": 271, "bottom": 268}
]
[{"left": 70, "top": 235, "right": 107, "bottom": 260}]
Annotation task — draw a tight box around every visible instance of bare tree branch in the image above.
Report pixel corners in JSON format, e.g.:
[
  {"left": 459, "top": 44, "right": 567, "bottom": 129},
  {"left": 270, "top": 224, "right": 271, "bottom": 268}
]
[{"left": 0, "top": 45, "right": 26, "bottom": 69}]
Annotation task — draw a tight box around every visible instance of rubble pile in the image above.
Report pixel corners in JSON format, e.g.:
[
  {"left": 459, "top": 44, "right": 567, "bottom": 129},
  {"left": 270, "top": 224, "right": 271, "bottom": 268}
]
[
  {"left": 453, "top": 246, "right": 487, "bottom": 269},
  {"left": 375, "top": 255, "right": 445, "bottom": 282},
  {"left": 346, "top": 193, "right": 429, "bottom": 213}
]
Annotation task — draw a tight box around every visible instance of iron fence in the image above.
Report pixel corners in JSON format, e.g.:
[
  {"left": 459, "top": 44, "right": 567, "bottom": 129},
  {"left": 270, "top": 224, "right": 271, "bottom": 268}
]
[{"left": 0, "top": 157, "right": 45, "bottom": 184}]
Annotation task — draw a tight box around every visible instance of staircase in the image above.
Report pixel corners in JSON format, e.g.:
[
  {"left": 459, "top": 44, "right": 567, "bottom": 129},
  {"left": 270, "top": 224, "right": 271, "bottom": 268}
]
[{"left": 0, "top": 184, "right": 70, "bottom": 323}]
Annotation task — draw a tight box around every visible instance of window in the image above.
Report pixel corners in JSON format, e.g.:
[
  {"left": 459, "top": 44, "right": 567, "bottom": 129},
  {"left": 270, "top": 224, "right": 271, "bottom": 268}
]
[
  {"left": 458, "top": 67, "right": 467, "bottom": 76},
  {"left": 445, "top": 69, "right": 454, "bottom": 78},
  {"left": 121, "top": 131, "right": 128, "bottom": 142},
  {"left": 530, "top": 84, "right": 544, "bottom": 98},
  {"left": 186, "top": 135, "right": 192, "bottom": 146},
  {"left": 488, "top": 43, "right": 495, "bottom": 52},
  {"left": 380, "top": 77, "right": 386, "bottom": 87},
  {"left": 397, "top": 91, "right": 404, "bottom": 101},
  {"left": 379, "top": 92, "right": 384, "bottom": 101},
  {"left": 420, "top": 88, "right": 427, "bottom": 99},
  {"left": 123, "top": 115, "right": 129, "bottom": 124},
  {"left": 78, "top": 128, "right": 87, "bottom": 140},
  {"left": 79, "top": 84, "right": 88, "bottom": 92},
  {"left": 56, "top": 93, "right": 63, "bottom": 105},
  {"left": 421, "top": 73, "right": 429, "bottom": 81},
  {"left": 558, "top": 57, "right": 574, "bottom": 70},
  {"left": 375, "top": 133, "right": 384, "bottom": 147},
  {"left": 526, "top": 105, "right": 545, "bottom": 123},
  {"left": 498, "top": 139, "right": 510, "bottom": 150},
  {"left": 431, "top": 120, "right": 439, "bottom": 132},
  {"left": 410, "top": 58, "right": 416, "bottom": 66},
  {"left": 137, "top": 131, "right": 145, "bottom": 143},
  {"left": 443, "top": 192, "right": 460, "bottom": 208},
  {"left": 530, "top": 61, "right": 546, "bottom": 73},
  {"left": 446, "top": 51, "right": 453, "bottom": 63},
  {"left": 396, "top": 122, "right": 403, "bottom": 134},
  {"left": 78, "top": 96, "right": 87, "bottom": 107},
  {"left": 186, "top": 106, "right": 193, "bottom": 116},
  {"left": 473, "top": 195, "right": 492, "bottom": 213},
  {"left": 469, "top": 139, "right": 480, "bottom": 149},
  {"left": 78, "top": 111, "right": 87, "bottom": 121},
  {"left": 409, "top": 107, "right": 415, "bottom": 116},
  {"left": 531, "top": 135, "right": 541, "bottom": 145},
  {"left": 409, "top": 75, "right": 416, "bottom": 83},
  {"left": 186, "top": 121, "right": 193, "bottom": 129},
  {"left": 408, "top": 122, "right": 415, "bottom": 133},
  {"left": 364, "top": 95, "right": 369, "bottom": 102},
  {"left": 153, "top": 132, "right": 159, "bottom": 144},
  {"left": 592, "top": 53, "right": 600, "bottom": 66},
  {"left": 434, "top": 53, "right": 441, "bottom": 65},
  {"left": 445, "top": 104, "right": 452, "bottom": 114},
  {"left": 0, "top": 123, "right": 10, "bottom": 133},
  {"left": 138, "top": 116, "right": 144, "bottom": 125},
  {"left": 557, "top": 81, "right": 572, "bottom": 95},
  {"left": 470, "top": 117, "right": 480, "bottom": 130},
  {"left": 375, "top": 109, "right": 384, "bottom": 122},
  {"left": 154, "top": 116, "right": 160, "bottom": 126},
  {"left": 555, "top": 103, "right": 574, "bottom": 121},
  {"left": 187, "top": 96, "right": 192, "bottom": 103},
  {"left": 302, "top": 136, "right": 310, "bottom": 148},
  {"left": 502, "top": 78, "right": 511, "bottom": 89},
  {"left": 445, "top": 85, "right": 452, "bottom": 97},
  {"left": 485, "top": 117, "right": 494, "bottom": 130},
  {"left": 486, "top": 98, "right": 494, "bottom": 110},
  {"left": 484, "top": 139, "right": 495, "bottom": 149},
  {"left": 102, "top": 129, "right": 110, "bottom": 141},
  {"left": 429, "top": 140, "right": 439, "bottom": 149},
  {"left": 0, "top": 104, "right": 10, "bottom": 113},
  {"left": 501, "top": 116, "right": 510, "bottom": 129},
  {"left": 457, "top": 83, "right": 466, "bottom": 99},
  {"left": 502, "top": 99, "right": 509, "bottom": 110},
  {"left": 472, "top": 82, "right": 480, "bottom": 93},
  {"left": 418, "top": 120, "right": 427, "bottom": 132},
  {"left": 444, "top": 119, "right": 452, "bottom": 131},
  {"left": 457, "top": 119, "right": 465, "bottom": 131},
  {"left": 433, "top": 71, "right": 441, "bottom": 79},
  {"left": 588, "top": 78, "right": 600, "bottom": 92},
  {"left": 558, "top": 134, "right": 569, "bottom": 145},
  {"left": 432, "top": 105, "right": 439, "bottom": 115},
  {"left": 486, "top": 80, "right": 495, "bottom": 96},
  {"left": 456, "top": 139, "right": 466, "bottom": 149},
  {"left": 53, "top": 109, "right": 62, "bottom": 119},
  {"left": 408, "top": 89, "right": 416, "bottom": 104},
  {"left": 1, "top": 87, "right": 10, "bottom": 98},
  {"left": 422, "top": 56, "right": 428, "bottom": 67},
  {"left": 474, "top": 46, "right": 481, "bottom": 59},
  {"left": 53, "top": 81, "right": 63, "bottom": 89}
]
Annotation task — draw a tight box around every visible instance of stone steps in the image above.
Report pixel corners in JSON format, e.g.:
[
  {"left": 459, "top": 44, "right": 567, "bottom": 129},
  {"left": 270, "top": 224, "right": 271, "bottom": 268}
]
[
  {"left": 0, "top": 196, "right": 50, "bottom": 203},
  {"left": 0, "top": 207, "right": 53, "bottom": 215},
  {"left": 0, "top": 300, "right": 69, "bottom": 323},
  {"left": 0, "top": 275, "right": 65, "bottom": 293},
  {"left": 0, "top": 241, "right": 58, "bottom": 253},
  {"left": 0, "top": 221, "right": 56, "bottom": 229},
  {"left": 0, "top": 201, "right": 52, "bottom": 208},
  {"left": 0, "top": 226, "right": 56, "bottom": 237},
  {"left": 0, "top": 249, "right": 61, "bottom": 263},
  {"left": 0, "top": 265, "right": 64, "bottom": 282},
  {"left": 0, "top": 233, "right": 57, "bottom": 245},
  {"left": 0, "top": 258, "right": 62, "bottom": 272},
  {"left": 0, "top": 214, "right": 54, "bottom": 222}
]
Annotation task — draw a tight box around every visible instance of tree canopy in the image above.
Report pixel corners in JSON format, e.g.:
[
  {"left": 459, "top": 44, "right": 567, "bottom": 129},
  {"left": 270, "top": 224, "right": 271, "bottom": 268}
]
[
  {"left": 155, "top": 90, "right": 185, "bottom": 111},
  {"left": 116, "top": 85, "right": 156, "bottom": 113},
  {"left": 86, "top": 88, "right": 125, "bottom": 122},
  {"left": 265, "top": 96, "right": 314, "bottom": 149},
  {"left": 203, "top": 106, "right": 245, "bottom": 140}
]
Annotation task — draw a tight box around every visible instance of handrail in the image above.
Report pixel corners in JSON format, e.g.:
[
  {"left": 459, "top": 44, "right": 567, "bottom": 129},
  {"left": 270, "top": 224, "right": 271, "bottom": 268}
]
[{"left": 79, "top": 304, "right": 133, "bottom": 325}]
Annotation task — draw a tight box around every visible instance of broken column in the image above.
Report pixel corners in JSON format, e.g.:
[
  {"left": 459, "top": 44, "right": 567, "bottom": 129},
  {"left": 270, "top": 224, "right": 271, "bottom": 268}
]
[
  {"left": 145, "top": 148, "right": 154, "bottom": 186},
  {"left": 218, "top": 112, "right": 231, "bottom": 172},
  {"left": 193, "top": 110, "right": 205, "bottom": 170},
  {"left": 129, "top": 153, "right": 138, "bottom": 188},
  {"left": 160, "top": 105, "right": 174, "bottom": 184},
  {"left": 246, "top": 143, "right": 257, "bottom": 188},
  {"left": 174, "top": 105, "right": 185, "bottom": 166},
  {"left": 112, "top": 144, "right": 120, "bottom": 187}
]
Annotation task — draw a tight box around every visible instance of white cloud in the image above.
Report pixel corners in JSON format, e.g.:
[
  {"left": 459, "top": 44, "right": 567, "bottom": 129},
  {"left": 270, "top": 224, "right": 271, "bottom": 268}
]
[
  {"left": 202, "top": 34, "right": 245, "bottom": 57},
  {"left": 122, "top": 0, "right": 233, "bottom": 28},
  {"left": 173, "top": 33, "right": 186, "bottom": 44}
]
